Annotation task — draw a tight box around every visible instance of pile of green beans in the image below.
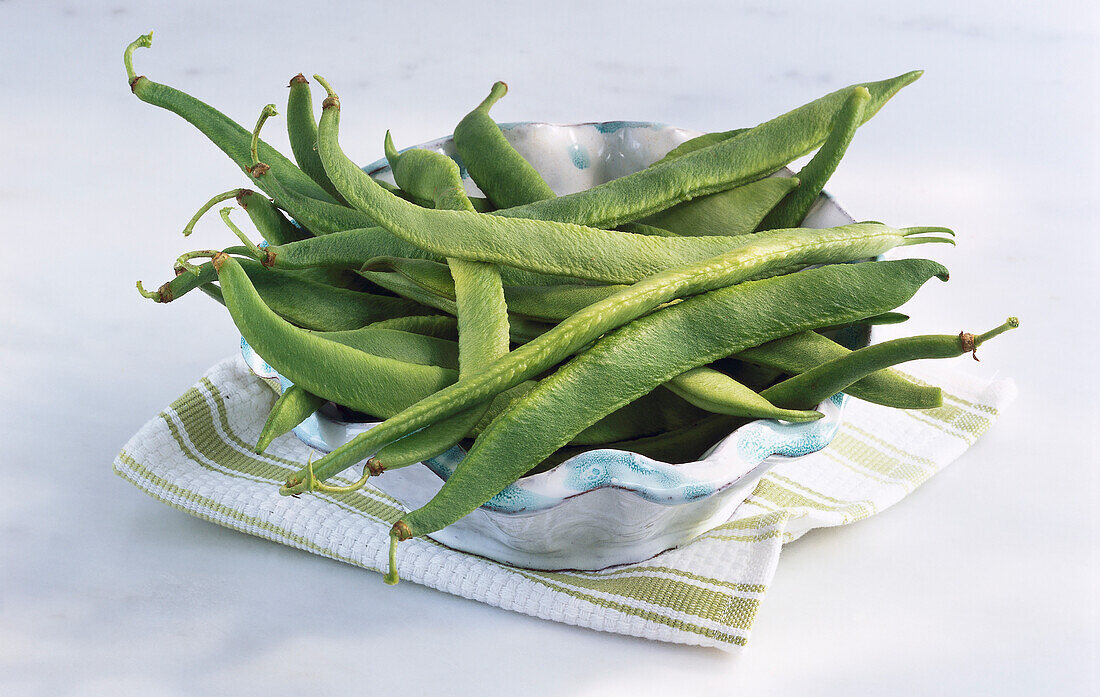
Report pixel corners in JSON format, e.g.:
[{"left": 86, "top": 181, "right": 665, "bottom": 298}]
[{"left": 126, "top": 33, "right": 1017, "bottom": 585}]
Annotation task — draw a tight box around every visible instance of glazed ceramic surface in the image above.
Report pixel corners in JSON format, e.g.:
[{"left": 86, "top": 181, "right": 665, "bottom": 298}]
[{"left": 242, "top": 121, "right": 862, "bottom": 570}]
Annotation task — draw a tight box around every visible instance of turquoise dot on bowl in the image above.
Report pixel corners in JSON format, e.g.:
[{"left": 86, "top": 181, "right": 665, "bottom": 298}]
[{"left": 568, "top": 143, "right": 590, "bottom": 169}]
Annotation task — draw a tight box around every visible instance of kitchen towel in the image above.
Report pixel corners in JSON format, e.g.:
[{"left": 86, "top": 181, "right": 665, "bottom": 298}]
[{"left": 114, "top": 355, "right": 1015, "bottom": 650}]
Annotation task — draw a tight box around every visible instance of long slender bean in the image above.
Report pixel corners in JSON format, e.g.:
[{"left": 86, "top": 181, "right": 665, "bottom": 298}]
[
  {"left": 639, "top": 176, "right": 799, "bottom": 237},
  {"left": 212, "top": 254, "right": 457, "bottom": 417},
  {"left": 124, "top": 33, "right": 335, "bottom": 204},
  {"left": 757, "top": 86, "right": 870, "bottom": 231},
  {"left": 737, "top": 329, "right": 943, "bottom": 408},
  {"left": 495, "top": 72, "right": 922, "bottom": 228},
  {"left": 287, "top": 74, "right": 347, "bottom": 203},
  {"left": 255, "top": 385, "right": 326, "bottom": 453},
  {"left": 759, "top": 318, "right": 1019, "bottom": 409},
  {"left": 365, "top": 136, "right": 511, "bottom": 472},
  {"left": 313, "top": 77, "right": 945, "bottom": 285},
  {"left": 453, "top": 81, "right": 557, "bottom": 208}
]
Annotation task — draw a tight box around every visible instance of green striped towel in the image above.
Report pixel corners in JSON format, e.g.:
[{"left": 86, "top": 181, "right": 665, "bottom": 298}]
[{"left": 113, "top": 356, "right": 1015, "bottom": 650}]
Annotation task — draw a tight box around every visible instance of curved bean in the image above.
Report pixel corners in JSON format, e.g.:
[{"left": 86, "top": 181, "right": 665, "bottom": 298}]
[
  {"left": 453, "top": 81, "right": 557, "bottom": 208},
  {"left": 759, "top": 318, "right": 1019, "bottom": 409},
  {"left": 639, "top": 176, "right": 800, "bottom": 237},
  {"left": 736, "top": 329, "right": 943, "bottom": 408},
  {"left": 255, "top": 384, "right": 326, "bottom": 453},
  {"left": 212, "top": 254, "right": 457, "bottom": 418},
  {"left": 664, "top": 367, "right": 822, "bottom": 421},
  {"left": 124, "top": 33, "right": 335, "bottom": 204},
  {"left": 287, "top": 73, "right": 347, "bottom": 203},
  {"left": 496, "top": 72, "right": 922, "bottom": 228},
  {"left": 757, "top": 86, "right": 870, "bottom": 231},
  {"left": 367, "top": 136, "right": 510, "bottom": 471}
]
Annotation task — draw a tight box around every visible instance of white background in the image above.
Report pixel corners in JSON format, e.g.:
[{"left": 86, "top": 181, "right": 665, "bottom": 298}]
[{"left": 1, "top": 1, "right": 1097, "bottom": 694}]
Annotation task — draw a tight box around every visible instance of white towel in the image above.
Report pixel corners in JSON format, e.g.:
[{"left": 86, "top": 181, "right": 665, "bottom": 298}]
[{"left": 114, "top": 355, "right": 1015, "bottom": 650}]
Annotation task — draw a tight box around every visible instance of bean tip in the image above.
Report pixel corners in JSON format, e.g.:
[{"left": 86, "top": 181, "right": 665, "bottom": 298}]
[
  {"left": 384, "top": 130, "right": 399, "bottom": 167},
  {"left": 289, "top": 73, "right": 308, "bottom": 87},
  {"left": 136, "top": 280, "right": 161, "bottom": 302},
  {"left": 313, "top": 75, "right": 339, "bottom": 108}
]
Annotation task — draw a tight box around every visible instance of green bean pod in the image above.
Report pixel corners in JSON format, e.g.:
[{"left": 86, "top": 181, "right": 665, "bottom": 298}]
[
  {"left": 757, "top": 86, "right": 870, "bottom": 231},
  {"left": 124, "top": 33, "right": 335, "bottom": 204},
  {"left": 282, "top": 223, "right": 947, "bottom": 495},
  {"left": 664, "top": 367, "right": 822, "bottom": 421},
  {"left": 255, "top": 385, "right": 326, "bottom": 453},
  {"left": 361, "top": 256, "right": 627, "bottom": 321},
  {"left": 495, "top": 71, "right": 922, "bottom": 228},
  {"left": 759, "top": 318, "right": 1019, "bottom": 409},
  {"left": 236, "top": 189, "right": 310, "bottom": 245},
  {"left": 287, "top": 74, "right": 347, "bottom": 203},
  {"left": 388, "top": 258, "right": 949, "bottom": 564},
  {"left": 365, "top": 136, "right": 511, "bottom": 471},
  {"left": 212, "top": 254, "right": 457, "bottom": 418},
  {"left": 318, "top": 327, "right": 460, "bottom": 370},
  {"left": 652, "top": 129, "right": 749, "bottom": 165},
  {"left": 736, "top": 330, "right": 942, "bottom": 408},
  {"left": 453, "top": 81, "right": 557, "bottom": 208},
  {"left": 638, "top": 176, "right": 800, "bottom": 237}
]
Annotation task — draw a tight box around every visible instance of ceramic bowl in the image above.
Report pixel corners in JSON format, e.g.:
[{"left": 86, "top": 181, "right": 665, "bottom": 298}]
[{"left": 242, "top": 121, "right": 863, "bottom": 571}]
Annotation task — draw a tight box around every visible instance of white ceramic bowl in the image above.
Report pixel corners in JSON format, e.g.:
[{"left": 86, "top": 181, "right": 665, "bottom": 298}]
[{"left": 243, "top": 121, "right": 863, "bottom": 571}]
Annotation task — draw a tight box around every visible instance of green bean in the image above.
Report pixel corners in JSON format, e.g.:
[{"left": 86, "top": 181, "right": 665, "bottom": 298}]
[
  {"left": 758, "top": 86, "right": 870, "bottom": 231},
  {"left": 653, "top": 129, "right": 748, "bottom": 165},
  {"left": 495, "top": 72, "right": 922, "bottom": 229},
  {"left": 361, "top": 256, "right": 628, "bottom": 321},
  {"left": 736, "top": 329, "right": 942, "bottom": 408},
  {"left": 817, "top": 312, "right": 910, "bottom": 331},
  {"left": 561, "top": 413, "right": 750, "bottom": 471},
  {"left": 387, "top": 258, "right": 949, "bottom": 569},
  {"left": 135, "top": 245, "right": 251, "bottom": 303},
  {"left": 664, "top": 367, "right": 823, "bottom": 421},
  {"left": 212, "top": 253, "right": 457, "bottom": 418},
  {"left": 638, "top": 176, "right": 800, "bottom": 237},
  {"left": 453, "top": 81, "right": 557, "bottom": 208},
  {"left": 568, "top": 388, "right": 710, "bottom": 445},
  {"left": 255, "top": 384, "right": 326, "bottom": 453},
  {"left": 236, "top": 189, "right": 310, "bottom": 245},
  {"left": 287, "top": 73, "right": 347, "bottom": 204},
  {"left": 243, "top": 259, "right": 435, "bottom": 331},
  {"left": 124, "top": 33, "right": 335, "bottom": 204},
  {"left": 615, "top": 221, "right": 685, "bottom": 237},
  {"left": 760, "top": 318, "right": 1019, "bottom": 409},
  {"left": 366, "top": 315, "right": 459, "bottom": 340},
  {"left": 281, "top": 222, "right": 947, "bottom": 495},
  {"left": 319, "top": 327, "right": 459, "bottom": 370},
  {"left": 365, "top": 136, "right": 511, "bottom": 472}
]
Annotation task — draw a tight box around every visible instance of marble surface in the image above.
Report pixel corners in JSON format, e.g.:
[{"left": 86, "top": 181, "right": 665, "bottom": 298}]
[{"left": 1, "top": 1, "right": 1096, "bottom": 695}]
